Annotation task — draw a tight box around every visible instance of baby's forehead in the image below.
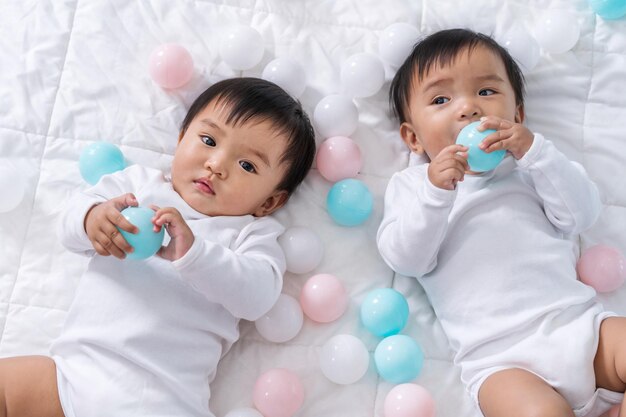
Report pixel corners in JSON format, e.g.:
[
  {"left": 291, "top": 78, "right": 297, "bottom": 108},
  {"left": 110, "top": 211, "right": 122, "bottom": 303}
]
[{"left": 412, "top": 44, "right": 502, "bottom": 84}]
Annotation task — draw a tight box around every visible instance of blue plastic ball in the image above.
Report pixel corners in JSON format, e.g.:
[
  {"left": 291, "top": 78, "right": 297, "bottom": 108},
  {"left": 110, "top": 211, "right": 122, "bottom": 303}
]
[
  {"left": 117, "top": 207, "right": 164, "bottom": 260},
  {"left": 360, "top": 288, "right": 409, "bottom": 337},
  {"left": 589, "top": 0, "right": 626, "bottom": 19},
  {"left": 374, "top": 335, "right": 424, "bottom": 384},
  {"left": 456, "top": 121, "right": 504, "bottom": 172},
  {"left": 79, "top": 142, "right": 126, "bottom": 185},
  {"left": 326, "top": 178, "right": 373, "bottom": 227}
]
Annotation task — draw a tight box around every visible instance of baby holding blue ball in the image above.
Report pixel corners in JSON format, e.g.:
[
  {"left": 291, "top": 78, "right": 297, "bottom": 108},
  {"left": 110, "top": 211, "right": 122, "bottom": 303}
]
[
  {"left": 0, "top": 78, "right": 315, "bottom": 417},
  {"left": 377, "top": 29, "right": 626, "bottom": 417}
]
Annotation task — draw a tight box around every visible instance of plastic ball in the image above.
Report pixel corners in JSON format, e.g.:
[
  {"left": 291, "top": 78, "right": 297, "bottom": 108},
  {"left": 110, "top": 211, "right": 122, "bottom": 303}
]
[
  {"left": 278, "top": 226, "right": 324, "bottom": 274},
  {"left": 117, "top": 207, "right": 164, "bottom": 260},
  {"left": 384, "top": 384, "right": 435, "bottom": 417},
  {"left": 533, "top": 11, "right": 580, "bottom": 54},
  {"left": 148, "top": 43, "right": 194, "bottom": 89},
  {"left": 326, "top": 179, "right": 373, "bottom": 227},
  {"left": 319, "top": 334, "right": 370, "bottom": 385},
  {"left": 313, "top": 94, "right": 359, "bottom": 139},
  {"left": 589, "top": 0, "right": 626, "bottom": 20},
  {"left": 220, "top": 25, "right": 264, "bottom": 70},
  {"left": 456, "top": 121, "right": 504, "bottom": 172},
  {"left": 79, "top": 142, "right": 126, "bottom": 185},
  {"left": 577, "top": 245, "right": 626, "bottom": 293},
  {"left": 360, "top": 288, "right": 409, "bottom": 337},
  {"left": 252, "top": 368, "right": 304, "bottom": 417},
  {"left": 316, "top": 136, "right": 362, "bottom": 182},
  {"left": 0, "top": 163, "right": 26, "bottom": 213},
  {"left": 224, "top": 408, "right": 264, "bottom": 417},
  {"left": 340, "top": 52, "right": 385, "bottom": 98},
  {"left": 262, "top": 58, "right": 306, "bottom": 98},
  {"left": 498, "top": 24, "right": 540, "bottom": 73},
  {"left": 374, "top": 335, "right": 424, "bottom": 384},
  {"left": 255, "top": 294, "right": 304, "bottom": 343},
  {"left": 378, "top": 23, "right": 420, "bottom": 68},
  {"left": 300, "top": 273, "right": 348, "bottom": 323}
]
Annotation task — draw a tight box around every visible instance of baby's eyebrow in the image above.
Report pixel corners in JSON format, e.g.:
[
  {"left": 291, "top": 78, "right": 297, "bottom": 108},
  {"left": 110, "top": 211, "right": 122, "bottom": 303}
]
[
  {"left": 421, "top": 77, "right": 453, "bottom": 94},
  {"left": 473, "top": 74, "right": 505, "bottom": 83},
  {"left": 200, "top": 118, "right": 224, "bottom": 132},
  {"left": 244, "top": 145, "right": 271, "bottom": 168}
]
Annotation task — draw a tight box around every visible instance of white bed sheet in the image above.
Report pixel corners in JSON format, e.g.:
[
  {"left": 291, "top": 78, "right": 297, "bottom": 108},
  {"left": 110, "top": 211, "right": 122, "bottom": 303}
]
[{"left": 1, "top": 1, "right": 625, "bottom": 416}]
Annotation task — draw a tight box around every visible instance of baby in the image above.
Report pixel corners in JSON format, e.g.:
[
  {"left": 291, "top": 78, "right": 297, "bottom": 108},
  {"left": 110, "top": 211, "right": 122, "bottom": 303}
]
[
  {"left": 377, "top": 29, "right": 626, "bottom": 417},
  {"left": 0, "top": 77, "right": 316, "bottom": 417}
]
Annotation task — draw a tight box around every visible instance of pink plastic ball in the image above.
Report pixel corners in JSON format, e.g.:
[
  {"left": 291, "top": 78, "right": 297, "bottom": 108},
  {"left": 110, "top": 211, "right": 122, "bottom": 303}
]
[
  {"left": 252, "top": 368, "right": 304, "bottom": 417},
  {"left": 300, "top": 273, "right": 348, "bottom": 323},
  {"left": 316, "top": 136, "right": 362, "bottom": 182},
  {"left": 577, "top": 245, "right": 626, "bottom": 293},
  {"left": 384, "top": 384, "right": 435, "bottom": 417},
  {"left": 148, "top": 43, "right": 194, "bottom": 89}
]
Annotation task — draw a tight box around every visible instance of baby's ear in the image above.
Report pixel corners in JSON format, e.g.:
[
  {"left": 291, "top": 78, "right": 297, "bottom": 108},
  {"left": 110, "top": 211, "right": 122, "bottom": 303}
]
[
  {"left": 177, "top": 131, "right": 184, "bottom": 143},
  {"left": 400, "top": 122, "right": 424, "bottom": 154},
  {"left": 515, "top": 105, "right": 525, "bottom": 124},
  {"left": 254, "top": 190, "right": 289, "bottom": 217}
]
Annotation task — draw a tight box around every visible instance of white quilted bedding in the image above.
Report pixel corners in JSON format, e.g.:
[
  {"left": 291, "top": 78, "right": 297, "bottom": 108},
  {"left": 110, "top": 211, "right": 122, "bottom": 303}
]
[{"left": 1, "top": 1, "right": 625, "bottom": 416}]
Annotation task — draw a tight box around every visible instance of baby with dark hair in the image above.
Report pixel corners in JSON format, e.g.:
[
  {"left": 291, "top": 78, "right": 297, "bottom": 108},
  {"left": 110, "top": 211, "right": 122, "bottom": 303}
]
[{"left": 0, "top": 77, "right": 316, "bottom": 417}]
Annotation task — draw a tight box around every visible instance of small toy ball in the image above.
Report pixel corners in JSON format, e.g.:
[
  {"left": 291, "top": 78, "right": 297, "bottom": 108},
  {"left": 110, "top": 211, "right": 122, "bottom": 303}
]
[
  {"left": 456, "top": 121, "right": 504, "bottom": 172},
  {"left": 220, "top": 25, "right": 264, "bottom": 70},
  {"left": 319, "top": 334, "right": 370, "bottom": 385},
  {"left": 148, "top": 43, "right": 194, "bottom": 89},
  {"left": 255, "top": 294, "right": 303, "bottom": 343},
  {"left": 316, "top": 136, "right": 362, "bottom": 183},
  {"left": 360, "top": 288, "right": 409, "bottom": 337},
  {"left": 277, "top": 226, "right": 324, "bottom": 274},
  {"left": 378, "top": 23, "right": 420, "bottom": 68},
  {"left": 262, "top": 58, "right": 306, "bottom": 98},
  {"left": 224, "top": 408, "right": 263, "bottom": 417},
  {"left": 498, "top": 24, "right": 540, "bottom": 73},
  {"left": 326, "top": 178, "right": 373, "bottom": 227},
  {"left": 577, "top": 244, "right": 626, "bottom": 293},
  {"left": 340, "top": 52, "right": 385, "bottom": 98},
  {"left": 374, "top": 335, "right": 424, "bottom": 384},
  {"left": 384, "top": 383, "right": 435, "bottom": 417},
  {"left": 300, "top": 273, "right": 348, "bottom": 323},
  {"left": 117, "top": 207, "right": 164, "bottom": 260},
  {"left": 313, "top": 94, "right": 359, "bottom": 139},
  {"left": 0, "top": 163, "right": 26, "bottom": 213},
  {"left": 533, "top": 11, "right": 580, "bottom": 54},
  {"left": 589, "top": 0, "right": 626, "bottom": 20},
  {"left": 252, "top": 368, "right": 304, "bottom": 417},
  {"left": 79, "top": 142, "right": 126, "bottom": 185}
]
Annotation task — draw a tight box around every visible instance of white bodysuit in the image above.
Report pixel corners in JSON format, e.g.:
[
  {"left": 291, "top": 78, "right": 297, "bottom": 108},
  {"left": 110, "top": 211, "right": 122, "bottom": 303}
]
[
  {"left": 377, "top": 134, "right": 623, "bottom": 416},
  {"left": 52, "top": 165, "right": 286, "bottom": 417}
]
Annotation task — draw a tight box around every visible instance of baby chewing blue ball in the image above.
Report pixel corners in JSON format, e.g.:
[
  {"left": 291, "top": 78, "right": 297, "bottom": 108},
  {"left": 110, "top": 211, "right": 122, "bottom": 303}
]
[
  {"left": 117, "top": 207, "right": 164, "bottom": 260},
  {"left": 360, "top": 288, "right": 409, "bottom": 337},
  {"left": 374, "top": 334, "right": 424, "bottom": 384},
  {"left": 79, "top": 142, "right": 126, "bottom": 185},
  {"left": 456, "top": 121, "right": 505, "bottom": 172}
]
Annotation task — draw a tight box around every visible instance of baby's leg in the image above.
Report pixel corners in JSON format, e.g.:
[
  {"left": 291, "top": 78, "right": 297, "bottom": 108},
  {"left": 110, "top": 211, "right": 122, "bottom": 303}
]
[
  {"left": 594, "top": 317, "right": 626, "bottom": 416},
  {"left": 478, "top": 368, "right": 574, "bottom": 417},
  {"left": 0, "top": 356, "right": 65, "bottom": 417}
]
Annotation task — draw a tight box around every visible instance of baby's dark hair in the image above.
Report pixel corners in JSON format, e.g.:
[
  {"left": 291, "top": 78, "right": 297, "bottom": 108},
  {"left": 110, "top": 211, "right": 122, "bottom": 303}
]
[
  {"left": 181, "top": 77, "right": 316, "bottom": 196},
  {"left": 390, "top": 28, "right": 525, "bottom": 123}
]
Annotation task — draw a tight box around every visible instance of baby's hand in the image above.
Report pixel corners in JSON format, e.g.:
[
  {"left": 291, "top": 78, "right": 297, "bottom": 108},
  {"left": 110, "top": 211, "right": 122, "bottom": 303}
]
[
  {"left": 84, "top": 193, "right": 139, "bottom": 259},
  {"left": 478, "top": 116, "right": 534, "bottom": 160},
  {"left": 151, "top": 206, "right": 194, "bottom": 261},
  {"left": 428, "top": 144, "right": 469, "bottom": 190}
]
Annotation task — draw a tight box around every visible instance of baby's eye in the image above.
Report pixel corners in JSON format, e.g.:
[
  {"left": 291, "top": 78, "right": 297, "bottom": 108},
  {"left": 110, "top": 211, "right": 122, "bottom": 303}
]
[
  {"left": 479, "top": 89, "right": 495, "bottom": 96},
  {"left": 432, "top": 96, "right": 449, "bottom": 105},
  {"left": 201, "top": 135, "right": 216, "bottom": 146},
  {"left": 240, "top": 161, "right": 256, "bottom": 173}
]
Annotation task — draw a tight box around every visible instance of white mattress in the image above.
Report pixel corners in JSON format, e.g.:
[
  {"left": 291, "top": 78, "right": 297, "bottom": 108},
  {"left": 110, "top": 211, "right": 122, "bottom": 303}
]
[{"left": 1, "top": 1, "right": 625, "bottom": 416}]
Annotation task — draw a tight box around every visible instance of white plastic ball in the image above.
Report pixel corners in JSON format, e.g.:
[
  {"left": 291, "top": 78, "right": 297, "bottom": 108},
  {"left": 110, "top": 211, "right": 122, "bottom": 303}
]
[
  {"left": 319, "top": 334, "right": 370, "bottom": 385},
  {"left": 340, "top": 52, "right": 385, "bottom": 98},
  {"left": 378, "top": 23, "right": 420, "bottom": 68},
  {"left": 262, "top": 58, "right": 307, "bottom": 98},
  {"left": 0, "top": 163, "right": 26, "bottom": 213},
  {"left": 278, "top": 226, "right": 324, "bottom": 274},
  {"left": 313, "top": 94, "right": 359, "bottom": 139},
  {"left": 224, "top": 408, "right": 264, "bottom": 417},
  {"left": 498, "top": 24, "right": 540, "bottom": 73},
  {"left": 220, "top": 25, "right": 265, "bottom": 70},
  {"left": 533, "top": 10, "right": 580, "bottom": 54},
  {"left": 254, "top": 294, "right": 304, "bottom": 343}
]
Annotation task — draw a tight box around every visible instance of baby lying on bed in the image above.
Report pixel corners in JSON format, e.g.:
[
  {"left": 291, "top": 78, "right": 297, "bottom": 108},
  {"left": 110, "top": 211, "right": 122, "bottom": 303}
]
[
  {"left": 377, "top": 29, "right": 626, "bottom": 417},
  {"left": 0, "top": 77, "right": 316, "bottom": 417}
]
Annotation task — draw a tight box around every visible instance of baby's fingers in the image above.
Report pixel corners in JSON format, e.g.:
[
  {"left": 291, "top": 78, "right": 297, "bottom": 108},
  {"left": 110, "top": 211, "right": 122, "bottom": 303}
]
[{"left": 106, "top": 208, "right": 138, "bottom": 234}]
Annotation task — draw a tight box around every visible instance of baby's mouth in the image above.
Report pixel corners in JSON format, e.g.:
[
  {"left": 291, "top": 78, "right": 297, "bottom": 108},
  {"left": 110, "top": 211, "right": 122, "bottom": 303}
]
[{"left": 194, "top": 178, "right": 214, "bottom": 195}]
